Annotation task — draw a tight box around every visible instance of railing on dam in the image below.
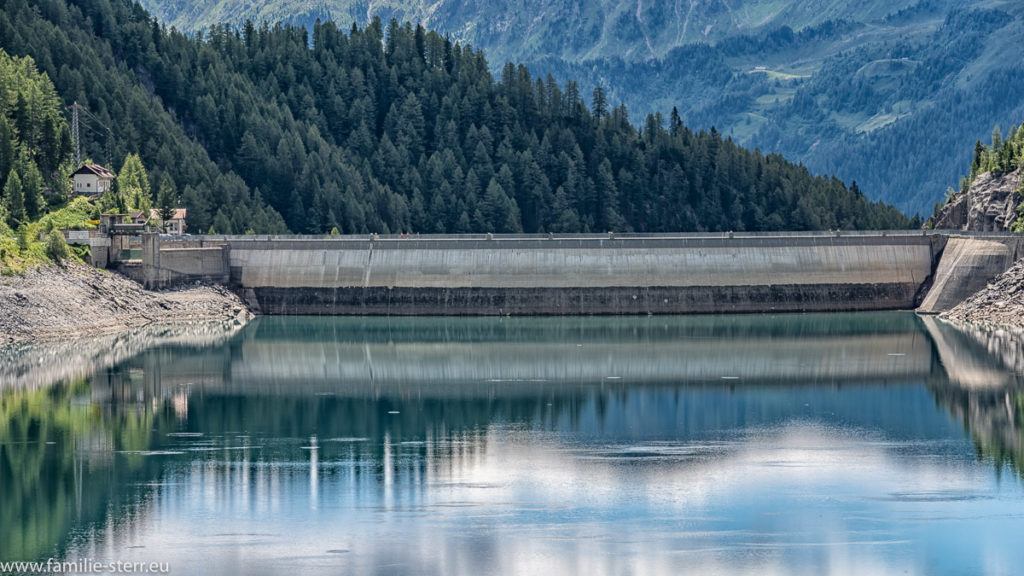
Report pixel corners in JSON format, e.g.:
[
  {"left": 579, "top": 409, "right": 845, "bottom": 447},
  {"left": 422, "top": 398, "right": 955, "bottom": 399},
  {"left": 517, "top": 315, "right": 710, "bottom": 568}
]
[{"left": 159, "top": 229, "right": 1018, "bottom": 244}]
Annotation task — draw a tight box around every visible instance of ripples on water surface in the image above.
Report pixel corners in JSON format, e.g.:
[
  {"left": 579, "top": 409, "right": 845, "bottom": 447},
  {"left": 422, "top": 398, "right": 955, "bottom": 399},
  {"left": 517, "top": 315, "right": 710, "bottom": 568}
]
[{"left": 2, "top": 313, "right": 1024, "bottom": 575}]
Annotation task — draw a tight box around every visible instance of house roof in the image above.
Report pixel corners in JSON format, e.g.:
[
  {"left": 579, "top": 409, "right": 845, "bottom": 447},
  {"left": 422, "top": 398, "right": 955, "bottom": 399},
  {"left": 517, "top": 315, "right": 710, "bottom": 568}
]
[
  {"left": 149, "top": 208, "right": 187, "bottom": 221},
  {"left": 71, "top": 164, "right": 116, "bottom": 179}
]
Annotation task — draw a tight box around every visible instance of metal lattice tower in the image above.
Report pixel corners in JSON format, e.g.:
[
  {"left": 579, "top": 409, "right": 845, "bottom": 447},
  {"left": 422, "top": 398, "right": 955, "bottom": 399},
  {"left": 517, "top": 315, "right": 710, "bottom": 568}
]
[{"left": 70, "top": 101, "right": 81, "bottom": 167}]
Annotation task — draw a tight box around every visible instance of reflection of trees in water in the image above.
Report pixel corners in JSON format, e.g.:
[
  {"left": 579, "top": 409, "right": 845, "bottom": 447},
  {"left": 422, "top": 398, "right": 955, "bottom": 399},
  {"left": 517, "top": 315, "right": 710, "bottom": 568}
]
[
  {"left": 0, "top": 321, "right": 242, "bottom": 390},
  {"left": 0, "top": 373, "right": 181, "bottom": 562},
  {"left": 932, "top": 384, "right": 1024, "bottom": 479},
  {"left": 0, "top": 368, "right": 575, "bottom": 563},
  {"left": 10, "top": 312, "right": 1021, "bottom": 564},
  {"left": 926, "top": 320, "right": 1024, "bottom": 479}
]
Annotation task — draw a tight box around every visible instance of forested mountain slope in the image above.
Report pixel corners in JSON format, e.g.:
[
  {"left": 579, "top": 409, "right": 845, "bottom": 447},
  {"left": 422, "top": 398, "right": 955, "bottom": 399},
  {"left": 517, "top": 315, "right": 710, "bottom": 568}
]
[
  {"left": 138, "top": 0, "right": 926, "bottom": 63},
  {"left": 0, "top": 0, "right": 911, "bottom": 234},
  {"left": 140, "top": 0, "right": 1024, "bottom": 216}
]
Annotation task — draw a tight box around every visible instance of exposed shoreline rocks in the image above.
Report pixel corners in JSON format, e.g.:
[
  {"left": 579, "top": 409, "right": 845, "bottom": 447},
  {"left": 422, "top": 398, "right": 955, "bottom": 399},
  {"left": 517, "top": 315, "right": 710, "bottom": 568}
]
[
  {"left": 0, "top": 320, "right": 244, "bottom": 389},
  {"left": 941, "top": 258, "right": 1024, "bottom": 328},
  {"left": 0, "top": 261, "right": 252, "bottom": 346},
  {"left": 2, "top": 251, "right": 1021, "bottom": 349}
]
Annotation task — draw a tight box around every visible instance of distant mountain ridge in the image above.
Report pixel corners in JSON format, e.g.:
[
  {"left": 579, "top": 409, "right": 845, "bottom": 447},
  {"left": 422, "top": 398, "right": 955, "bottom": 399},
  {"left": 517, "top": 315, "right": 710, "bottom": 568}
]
[
  {"left": 138, "top": 0, "right": 1024, "bottom": 216},
  {"left": 139, "top": 0, "right": 924, "bottom": 63}
]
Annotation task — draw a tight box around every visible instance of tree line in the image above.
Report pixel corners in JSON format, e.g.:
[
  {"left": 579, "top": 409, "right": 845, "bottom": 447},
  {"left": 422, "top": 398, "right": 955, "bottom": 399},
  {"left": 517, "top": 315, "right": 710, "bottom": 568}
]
[{"left": 0, "top": 0, "right": 913, "bottom": 235}]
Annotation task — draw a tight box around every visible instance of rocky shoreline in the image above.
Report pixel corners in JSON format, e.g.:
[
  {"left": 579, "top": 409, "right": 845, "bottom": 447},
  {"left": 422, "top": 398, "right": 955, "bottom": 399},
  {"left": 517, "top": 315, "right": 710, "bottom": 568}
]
[
  {"left": 0, "top": 262, "right": 252, "bottom": 345},
  {"left": 941, "top": 258, "right": 1024, "bottom": 328},
  {"left": 1, "top": 254, "right": 1021, "bottom": 347}
]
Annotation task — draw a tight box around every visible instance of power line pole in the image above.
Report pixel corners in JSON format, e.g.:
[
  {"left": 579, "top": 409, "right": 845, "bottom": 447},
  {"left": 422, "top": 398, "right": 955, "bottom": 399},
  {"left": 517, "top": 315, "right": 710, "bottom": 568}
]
[{"left": 69, "top": 101, "right": 82, "bottom": 167}]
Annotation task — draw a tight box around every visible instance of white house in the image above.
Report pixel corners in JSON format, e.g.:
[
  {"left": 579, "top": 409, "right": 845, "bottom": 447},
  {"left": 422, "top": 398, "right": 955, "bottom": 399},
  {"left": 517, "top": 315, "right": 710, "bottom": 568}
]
[
  {"left": 71, "top": 164, "right": 115, "bottom": 197},
  {"left": 149, "top": 208, "right": 188, "bottom": 235}
]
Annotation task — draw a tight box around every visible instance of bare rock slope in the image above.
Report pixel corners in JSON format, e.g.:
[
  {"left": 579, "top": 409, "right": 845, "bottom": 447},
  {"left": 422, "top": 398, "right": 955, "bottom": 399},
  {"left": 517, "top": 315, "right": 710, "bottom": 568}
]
[
  {"left": 0, "top": 262, "right": 251, "bottom": 344},
  {"left": 931, "top": 169, "right": 1022, "bottom": 232},
  {"left": 942, "top": 258, "right": 1024, "bottom": 327}
]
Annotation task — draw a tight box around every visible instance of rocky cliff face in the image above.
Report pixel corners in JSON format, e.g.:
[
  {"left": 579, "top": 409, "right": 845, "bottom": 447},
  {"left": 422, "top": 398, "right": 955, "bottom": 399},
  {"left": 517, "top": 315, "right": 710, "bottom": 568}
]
[{"left": 930, "top": 169, "right": 1022, "bottom": 232}]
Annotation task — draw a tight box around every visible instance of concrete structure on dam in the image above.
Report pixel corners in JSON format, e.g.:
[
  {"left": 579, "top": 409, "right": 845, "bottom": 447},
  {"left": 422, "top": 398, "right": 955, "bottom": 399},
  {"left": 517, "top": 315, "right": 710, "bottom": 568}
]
[{"left": 133, "top": 231, "right": 1022, "bottom": 315}]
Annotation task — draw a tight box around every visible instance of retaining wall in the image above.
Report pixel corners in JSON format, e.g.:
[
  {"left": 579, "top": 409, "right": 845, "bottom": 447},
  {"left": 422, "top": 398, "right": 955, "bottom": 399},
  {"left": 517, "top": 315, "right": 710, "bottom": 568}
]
[{"left": 141, "top": 233, "right": 230, "bottom": 288}]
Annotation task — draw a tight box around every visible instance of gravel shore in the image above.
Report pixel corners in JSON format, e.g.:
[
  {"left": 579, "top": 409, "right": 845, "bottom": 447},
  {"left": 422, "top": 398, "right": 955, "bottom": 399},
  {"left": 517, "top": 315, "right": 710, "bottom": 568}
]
[
  {"left": 941, "top": 258, "right": 1024, "bottom": 328},
  {"left": 0, "top": 261, "right": 252, "bottom": 344}
]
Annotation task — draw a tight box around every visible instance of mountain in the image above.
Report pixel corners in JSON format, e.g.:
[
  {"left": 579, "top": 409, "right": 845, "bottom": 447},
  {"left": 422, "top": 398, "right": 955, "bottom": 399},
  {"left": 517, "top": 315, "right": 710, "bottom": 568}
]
[
  {"left": 0, "top": 0, "right": 911, "bottom": 235},
  {"left": 137, "top": 0, "right": 1024, "bottom": 216},
  {"left": 137, "top": 0, "right": 924, "bottom": 63}
]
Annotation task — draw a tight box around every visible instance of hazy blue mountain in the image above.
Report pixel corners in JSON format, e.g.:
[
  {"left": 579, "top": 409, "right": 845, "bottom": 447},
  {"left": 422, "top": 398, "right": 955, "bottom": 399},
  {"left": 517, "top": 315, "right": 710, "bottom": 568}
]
[
  {"left": 139, "top": 0, "right": 925, "bottom": 63},
  {"left": 139, "top": 0, "right": 1024, "bottom": 215}
]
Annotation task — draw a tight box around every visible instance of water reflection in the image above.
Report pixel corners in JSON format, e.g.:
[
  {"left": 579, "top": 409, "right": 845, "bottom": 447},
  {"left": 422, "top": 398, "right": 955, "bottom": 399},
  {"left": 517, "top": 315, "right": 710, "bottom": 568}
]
[
  {"left": 924, "top": 317, "right": 1024, "bottom": 480},
  {"left": 2, "top": 313, "right": 1024, "bottom": 575}
]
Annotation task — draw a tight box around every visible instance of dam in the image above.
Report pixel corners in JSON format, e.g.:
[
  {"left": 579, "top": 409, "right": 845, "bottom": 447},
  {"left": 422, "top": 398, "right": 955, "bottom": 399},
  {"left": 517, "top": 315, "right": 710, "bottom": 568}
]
[{"left": 132, "top": 231, "right": 1024, "bottom": 315}]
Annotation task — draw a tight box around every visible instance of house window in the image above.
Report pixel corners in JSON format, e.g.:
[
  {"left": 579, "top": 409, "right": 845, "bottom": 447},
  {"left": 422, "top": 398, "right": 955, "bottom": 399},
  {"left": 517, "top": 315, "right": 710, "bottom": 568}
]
[{"left": 87, "top": 183, "right": 91, "bottom": 188}]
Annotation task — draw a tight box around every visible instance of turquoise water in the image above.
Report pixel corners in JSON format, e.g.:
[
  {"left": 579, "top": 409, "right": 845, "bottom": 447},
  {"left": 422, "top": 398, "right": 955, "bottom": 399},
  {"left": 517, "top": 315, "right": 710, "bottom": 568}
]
[{"left": 2, "top": 313, "right": 1024, "bottom": 575}]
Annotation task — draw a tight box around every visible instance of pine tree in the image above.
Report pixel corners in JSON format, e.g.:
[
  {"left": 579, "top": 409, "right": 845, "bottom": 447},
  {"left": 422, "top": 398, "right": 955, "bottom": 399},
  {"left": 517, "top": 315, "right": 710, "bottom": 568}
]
[
  {"left": 481, "top": 179, "right": 522, "bottom": 233},
  {"left": 595, "top": 159, "right": 624, "bottom": 231},
  {"left": 3, "top": 170, "right": 25, "bottom": 228},
  {"left": 591, "top": 86, "right": 608, "bottom": 120},
  {"left": 157, "top": 175, "right": 177, "bottom": 231},
  {"left": 119, "top": 153, "right": 151, "bottom": 212},
  {"left": 670, "top": 107, "right": 683, "bottom": 138},
  {"left": 0, "top": 116, "right": 14, "bottom": 186},
  {"left": 19, "top": 159, "right": 45, "bottom": 220}
]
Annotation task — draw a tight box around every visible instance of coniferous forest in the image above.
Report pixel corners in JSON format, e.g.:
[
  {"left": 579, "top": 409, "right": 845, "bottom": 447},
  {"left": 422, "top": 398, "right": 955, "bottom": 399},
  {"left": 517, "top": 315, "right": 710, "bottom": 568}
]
[{"left": 0, "top": 0, "right": 915, "bottom": 234}]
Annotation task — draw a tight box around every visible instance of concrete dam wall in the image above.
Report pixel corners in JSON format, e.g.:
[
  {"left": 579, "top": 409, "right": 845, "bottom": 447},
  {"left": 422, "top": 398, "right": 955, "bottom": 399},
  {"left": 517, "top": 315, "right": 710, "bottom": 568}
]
[
  {"left": 140, "top": 232, "right": 958, "bottom": 315},
  {"left": 916, "top": 236, "right": 1024, "bottom": 314}
]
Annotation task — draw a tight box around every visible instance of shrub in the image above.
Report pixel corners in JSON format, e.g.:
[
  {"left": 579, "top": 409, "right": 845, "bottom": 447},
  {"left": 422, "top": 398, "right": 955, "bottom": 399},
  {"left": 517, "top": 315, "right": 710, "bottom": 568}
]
[{"left": 46, "top": 229, "right": 70, "bottom": 261}]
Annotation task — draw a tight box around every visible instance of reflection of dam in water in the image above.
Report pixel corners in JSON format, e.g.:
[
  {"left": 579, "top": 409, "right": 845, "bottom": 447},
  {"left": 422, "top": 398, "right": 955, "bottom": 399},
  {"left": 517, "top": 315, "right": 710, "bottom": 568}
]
[
  {"left": 120, "top": 314, "right": 938, "bottom": 396},
  {"left": 230, "top": 334, "right": 932, "bottom": 391},
  {"left": 920, "top": 318, "right": 1024, "bottom": 476},
  {"left": 8, "top": 312, "right": 1024, "bottom": 572}
]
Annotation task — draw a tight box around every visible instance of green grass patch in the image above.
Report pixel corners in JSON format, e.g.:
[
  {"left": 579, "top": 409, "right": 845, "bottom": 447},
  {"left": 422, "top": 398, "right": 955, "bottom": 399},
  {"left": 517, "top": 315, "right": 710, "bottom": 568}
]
[
  {"left": 755, "top": 87, "right": 797, "bottom": 107},
  {"left": 0, "top": 198, "right": 96, "bottom": 274},
  {"left": 855, "top": 111, "right": 911, "bottom": 133},
  {"left": 746, "top": 68, "right": 810, "bottom": 81},
  {"left": 37, "top": 197, "right": 100, "bottom": 232},
  {"left": 854, "top": 58, "right": 920, "bottom": 79}
]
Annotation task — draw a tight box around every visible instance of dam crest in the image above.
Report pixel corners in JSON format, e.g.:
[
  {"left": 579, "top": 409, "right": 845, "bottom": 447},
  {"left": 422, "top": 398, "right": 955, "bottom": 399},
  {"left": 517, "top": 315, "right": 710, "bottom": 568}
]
[{"left": 130, "top": 231, "right": 1024, "bottom": 315}]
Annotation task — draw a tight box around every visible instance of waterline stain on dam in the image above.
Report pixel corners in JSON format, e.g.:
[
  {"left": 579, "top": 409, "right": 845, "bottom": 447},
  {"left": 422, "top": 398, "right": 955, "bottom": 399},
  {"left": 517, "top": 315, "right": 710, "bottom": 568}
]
[{"left": 132, "top": 232, "right": 1024, "bottom": 315}]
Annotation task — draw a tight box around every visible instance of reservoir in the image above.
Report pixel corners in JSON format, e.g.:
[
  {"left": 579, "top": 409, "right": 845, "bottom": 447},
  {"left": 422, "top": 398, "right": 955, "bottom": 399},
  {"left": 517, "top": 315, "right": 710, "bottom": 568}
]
[{"left": 2, "top": 313, "right": 1024, "bottom": 575}]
